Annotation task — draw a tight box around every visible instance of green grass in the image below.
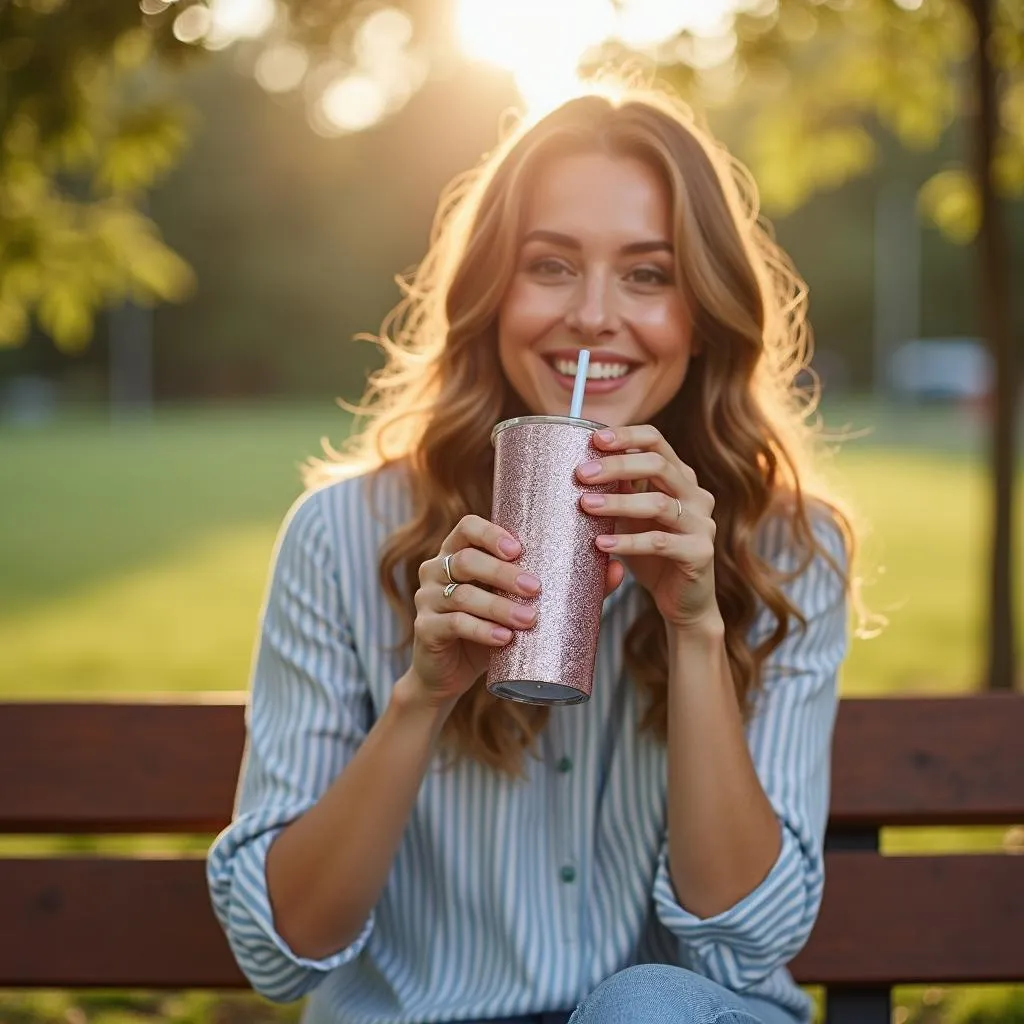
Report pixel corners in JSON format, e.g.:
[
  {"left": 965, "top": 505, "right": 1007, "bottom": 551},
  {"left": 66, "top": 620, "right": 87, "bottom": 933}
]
[
  {"left": 830, "top": 448, "right": 1023, "bottom": 697},
  {"left": 0, "top": 399, "right": 1021, "bottom": 1023},
  {"left": 0, "top": 403, "right": 348, "bottom": 695},
  {"left": 1, "top": 399, "right": 1020, "bottom": 699}
]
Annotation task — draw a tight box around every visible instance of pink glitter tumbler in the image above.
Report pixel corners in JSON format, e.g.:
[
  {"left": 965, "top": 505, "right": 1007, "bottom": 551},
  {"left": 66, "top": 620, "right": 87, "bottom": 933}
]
[{"left": 485, "top": 414, "right": 615, "bottom": 705}]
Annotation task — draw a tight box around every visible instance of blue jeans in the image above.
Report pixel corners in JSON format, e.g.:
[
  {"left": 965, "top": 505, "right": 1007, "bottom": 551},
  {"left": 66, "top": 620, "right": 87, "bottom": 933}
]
[{"left": 466, "top": 964, "right": 802, "bottom": 1024}]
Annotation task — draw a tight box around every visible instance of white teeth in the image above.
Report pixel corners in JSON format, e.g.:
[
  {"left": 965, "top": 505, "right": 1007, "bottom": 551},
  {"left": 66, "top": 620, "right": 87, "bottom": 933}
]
[{"left": 553, "top": 358, "right": 632, "bottom": 380}]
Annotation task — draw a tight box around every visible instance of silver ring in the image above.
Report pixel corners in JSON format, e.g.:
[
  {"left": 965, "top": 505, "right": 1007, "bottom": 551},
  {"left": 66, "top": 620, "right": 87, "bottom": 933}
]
[
  {"left": 674, "top": 498, "right": 686, "bottom": 520},
  {"left": 442, "top": 552, "right": 459, "bottom": 585},
  {"left": 442, "top": 581, "right": 461, "bottom": 600}
]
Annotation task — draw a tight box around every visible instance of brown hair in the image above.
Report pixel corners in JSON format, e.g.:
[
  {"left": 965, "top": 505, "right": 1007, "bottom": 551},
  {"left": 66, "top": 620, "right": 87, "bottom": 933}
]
[{"left": 306, "top": 86, "right": 856, "bottom": 776}]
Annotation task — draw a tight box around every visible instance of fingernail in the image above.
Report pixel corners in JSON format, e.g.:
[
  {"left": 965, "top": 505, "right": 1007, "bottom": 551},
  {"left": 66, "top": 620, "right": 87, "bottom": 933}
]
[
  {"left": 516, "top": 572, "right": 541, "bottom": 594},
  {"left": 578, "top": 460, "right": 601, "bottom": 479},
  {"left": 492, "top": 626, "right": 513, "bottom": 642},
  {"left": 596, "top": 536, "right": 617, "bottom": 550},
  {"left": 596, "top": 430, "right": 615, "bottom": 444},
  {"left": 498, "top": 537, "right": 520, "bottom": 557},
  {"left": 512, "top": 606, "right": 537, "bottom": 626},
  {"left": 581, "top": 493, "right": 605, "bottom": 509}
]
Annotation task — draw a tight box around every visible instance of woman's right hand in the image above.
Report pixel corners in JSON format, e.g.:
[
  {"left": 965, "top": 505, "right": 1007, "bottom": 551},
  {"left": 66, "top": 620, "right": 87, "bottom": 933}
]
[{"left": 405, "top": 515, "right": 541, "bottom": 709}]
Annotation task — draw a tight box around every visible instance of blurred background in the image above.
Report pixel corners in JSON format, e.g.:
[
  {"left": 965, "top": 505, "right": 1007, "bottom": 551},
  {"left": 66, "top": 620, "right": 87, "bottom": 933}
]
[{"left": 0, "top": 0, "right": 1022, "bottom": 1021}]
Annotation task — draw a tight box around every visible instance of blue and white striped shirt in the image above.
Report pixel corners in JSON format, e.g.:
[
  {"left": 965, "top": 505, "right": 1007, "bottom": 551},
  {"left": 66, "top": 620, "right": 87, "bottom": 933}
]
[{"left": 207, "top": 467, "right": 848, "bottom": 1024}]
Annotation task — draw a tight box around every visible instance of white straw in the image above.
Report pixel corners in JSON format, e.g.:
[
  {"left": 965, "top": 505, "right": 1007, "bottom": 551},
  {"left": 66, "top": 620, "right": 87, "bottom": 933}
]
[{"left": 568, "top": 349, "right": 590, "bottom": 419}]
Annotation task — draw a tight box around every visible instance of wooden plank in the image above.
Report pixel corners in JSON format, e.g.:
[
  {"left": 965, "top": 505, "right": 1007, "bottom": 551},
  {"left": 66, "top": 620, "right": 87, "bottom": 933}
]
[
  {"left": 0, "top": 694, "right": 1023, "bottom": 832},
  {"left": 1, "top": 853, "right": 1022, "bottom": 988},
  {"left": 0, "top": 702, "right": 245, "bottom": 833},
  {"left": 0, "top": 858, "right": 245, "bottom": 988},
  {"left": 791, "top": 852, "right": 1024, "bottom": 984},
  {"left": 828, "top": 692, "right": 1024, "bottom": 827}
]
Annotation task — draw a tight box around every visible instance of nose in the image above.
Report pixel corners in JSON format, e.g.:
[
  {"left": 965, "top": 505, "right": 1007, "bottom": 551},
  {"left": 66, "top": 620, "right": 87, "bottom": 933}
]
[{"left": 564, "top": 270, "right": 620, "bottom": 339}]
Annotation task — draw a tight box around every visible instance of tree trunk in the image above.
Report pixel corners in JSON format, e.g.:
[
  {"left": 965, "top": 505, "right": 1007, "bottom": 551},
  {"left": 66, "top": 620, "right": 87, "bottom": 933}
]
[{"left": 967, "top": 0, "right": 1018, "bottom": 691}]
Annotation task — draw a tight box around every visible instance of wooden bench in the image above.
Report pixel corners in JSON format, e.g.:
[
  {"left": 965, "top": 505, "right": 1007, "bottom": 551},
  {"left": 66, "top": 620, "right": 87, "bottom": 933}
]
[{"left": 1, "top": 694, "right": 1022, "bottom": 1024}]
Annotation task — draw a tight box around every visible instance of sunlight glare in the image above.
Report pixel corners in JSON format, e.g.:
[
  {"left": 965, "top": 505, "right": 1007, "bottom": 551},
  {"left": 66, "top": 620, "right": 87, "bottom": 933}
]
[
  {"left": 457, "top": 0, "right": 736, "bottom": 116},
  {"left": 457, "top": 0, "right": 614, "bottom": 117},
  {"left": 255, "top": 43, "right": 309, "bottom": 93},
  {"left": 173, "top": 5, "right": 211, "bottom": 44},
  {"left": 615, "top": 0, "right": 730, "bottom": 47},
  {"left": 355, "top": 7, "right": 415, "bottom": 65},
  {"left": 205, "top": 0, "right": 276, "bottom": 49},
  {"left": 319, "top": 74, "right": 389, "bottom": 134},
  {"left": 354, "top": 6, "right": 426, "bottom": 110}
]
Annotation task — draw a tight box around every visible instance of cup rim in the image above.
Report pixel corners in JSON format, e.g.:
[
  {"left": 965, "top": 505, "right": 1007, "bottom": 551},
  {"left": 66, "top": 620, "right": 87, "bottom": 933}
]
[{"left": 491, "top": 414, "right": 607, "bottom": 445}]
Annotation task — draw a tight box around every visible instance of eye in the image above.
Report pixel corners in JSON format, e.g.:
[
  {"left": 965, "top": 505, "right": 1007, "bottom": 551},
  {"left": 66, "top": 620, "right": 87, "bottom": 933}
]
[
  {"left": 528, "top": 257, "right": 573, "bottom": 278},
  {"left": 627, "top": 266, "right": 672, "bottom": 286}
]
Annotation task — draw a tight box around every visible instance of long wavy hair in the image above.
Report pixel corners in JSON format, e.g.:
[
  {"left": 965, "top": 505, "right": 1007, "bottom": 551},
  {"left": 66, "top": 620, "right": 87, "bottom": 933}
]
[{"left": 306, "top": 87, "right": 856, "bottom": 777}]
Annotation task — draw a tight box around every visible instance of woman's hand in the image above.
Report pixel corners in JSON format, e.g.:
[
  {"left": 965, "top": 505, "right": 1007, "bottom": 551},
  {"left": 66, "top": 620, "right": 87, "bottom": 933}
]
[
  {"left": 576, "top": 425, "right": 720, "bottom": 632},
  {"left": 407, "top": 516, "right": 538, "bottom": 709},
  {"left": 405, "top": 514, "right": 625, "bottom": 711}
]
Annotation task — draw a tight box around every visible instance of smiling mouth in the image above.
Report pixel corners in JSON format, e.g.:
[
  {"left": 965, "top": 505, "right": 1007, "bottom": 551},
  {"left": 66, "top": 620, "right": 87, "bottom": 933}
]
[{"left": 543, "top": 355, "right": 640, "bottom": 383}]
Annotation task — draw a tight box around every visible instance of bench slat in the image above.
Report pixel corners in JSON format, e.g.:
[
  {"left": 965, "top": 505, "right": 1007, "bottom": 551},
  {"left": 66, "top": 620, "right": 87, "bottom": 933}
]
[
  {"left": 791, "top": 851, "right": 1024, "bottom": 984},
  {"left": 0, "top": 858, "right": 242, "bottom": 989},
  {"left": 1, "top": 694, "right": 1023, "bottom": 832},
  {"left": 829, "top": 693, "right": 1024, "bottom": 826},
  {"left": 1, "top": 853, "right": 1022, "bottom": 988},
  {"left": 0, "top": 702, "right": 244, "bottom": 834}
]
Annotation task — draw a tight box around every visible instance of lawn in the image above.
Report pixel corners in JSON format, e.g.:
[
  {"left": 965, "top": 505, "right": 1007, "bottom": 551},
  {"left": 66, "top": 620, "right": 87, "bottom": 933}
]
[
  {"left": 1, "top": 398, "right": 1020, "bottom": 700},
  {"left": 0, "top": 403, "right": 342, "bottom": 695},
  {"left": 1, "top": 398, "right": 1022, "bottom": 1024}
]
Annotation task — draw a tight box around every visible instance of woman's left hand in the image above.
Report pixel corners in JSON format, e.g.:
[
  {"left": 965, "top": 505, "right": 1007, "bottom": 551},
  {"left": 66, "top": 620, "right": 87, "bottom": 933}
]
[{"left": 576, "top": 424, "right": 720, "bottom": 633}]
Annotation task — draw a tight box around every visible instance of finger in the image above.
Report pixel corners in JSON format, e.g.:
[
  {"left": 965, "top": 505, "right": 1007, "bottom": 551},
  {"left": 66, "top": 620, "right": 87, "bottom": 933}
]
[
  {"left": 595, "top": 531, "right": 715, "bottom": 565},
  {"left": 416, "top": 609, "right": 514, "bottom": 648},
  {"left": 430, "top": 580, "right": 538, "bottom": 632},
  {"left": 591, "top": 426, "right": 698, "bottom": 486},
  {"left": 441, "top": 546, "right": 541, "bottom": 598},
  {"left": 581, "top": 490, "right": 699, "bottom": 531},
  {"left": 441, "top": 514, "right": 522, "bottom": 562},
  {"left": 576, "top": 450, "right": 694, "bottom": 500},
  {"left": 604, "top": 558, "right": 626, "bottom": 597}
]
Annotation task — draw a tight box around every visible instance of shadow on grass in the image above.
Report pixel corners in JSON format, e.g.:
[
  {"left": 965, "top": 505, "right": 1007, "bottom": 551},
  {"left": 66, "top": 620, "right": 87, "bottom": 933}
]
[{"left": 0, "top": 404, "right": 352, "bottom": 618}]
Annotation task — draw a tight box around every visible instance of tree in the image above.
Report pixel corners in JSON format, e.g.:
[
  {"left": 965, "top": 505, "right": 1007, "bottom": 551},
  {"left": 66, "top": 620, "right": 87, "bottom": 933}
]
[
  {"left": 664, "top": 0, "right": 1019, "bottom": 691},
  {"left": 965, "top": 0, "right": 1018, "bottom": 695},
  {"left": 0, "top": 1, "right": 200, "bottom": 352}
]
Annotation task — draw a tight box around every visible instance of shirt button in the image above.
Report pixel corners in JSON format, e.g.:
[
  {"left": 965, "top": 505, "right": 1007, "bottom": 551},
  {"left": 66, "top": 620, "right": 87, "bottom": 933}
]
[
  {"left": 560, "top": 865, "right": 577, "bottom": 884},
  {"left": 556, "top": 756, "right": 573, "bottom": 773}
]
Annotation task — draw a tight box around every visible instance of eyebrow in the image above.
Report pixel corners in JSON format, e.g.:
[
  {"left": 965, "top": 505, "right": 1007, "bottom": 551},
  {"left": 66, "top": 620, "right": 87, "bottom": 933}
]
[{"left": 521, "top": 229, "right": 673, "bottom": 256}]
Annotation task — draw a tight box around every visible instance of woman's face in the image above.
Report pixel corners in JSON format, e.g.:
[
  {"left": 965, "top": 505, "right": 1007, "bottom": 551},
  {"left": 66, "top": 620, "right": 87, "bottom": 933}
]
[{"left": 497, "top": 151, "right": 696, "bottom": 428}]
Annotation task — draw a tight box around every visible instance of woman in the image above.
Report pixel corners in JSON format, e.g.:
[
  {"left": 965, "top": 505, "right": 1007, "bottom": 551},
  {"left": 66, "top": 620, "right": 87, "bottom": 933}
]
[{"left": 207, "top": 86, "right": 855, "bottom": 1024}]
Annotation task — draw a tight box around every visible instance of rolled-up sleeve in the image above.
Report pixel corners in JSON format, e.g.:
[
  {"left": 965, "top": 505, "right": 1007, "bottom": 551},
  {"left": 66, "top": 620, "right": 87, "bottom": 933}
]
[
  {"left": 207, "top": 488, "right": 375, "bottom": 1003},
  {"left": 652, "top": 513, "right": 849, "bottom": 989}
]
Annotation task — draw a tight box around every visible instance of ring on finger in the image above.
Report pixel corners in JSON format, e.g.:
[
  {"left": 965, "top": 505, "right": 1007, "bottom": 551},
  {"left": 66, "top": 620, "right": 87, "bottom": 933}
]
[
  {"left": 442, "top": 581, "right": 461, "bottom": 600},
  {"left": 442, "top": 552, "right": 460, "bottom": 585},
  {"left": 673, "top": 498, "right": 686, "bottom": 521}
]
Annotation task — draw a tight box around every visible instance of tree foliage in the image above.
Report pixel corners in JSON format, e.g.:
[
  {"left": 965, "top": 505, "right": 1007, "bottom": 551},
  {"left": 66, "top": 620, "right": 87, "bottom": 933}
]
[
  {"left": 0, "top": 0, "right": 199, "bottom": 351},
  {"left": 709, "top": 0, "right": 1024, "bottom": 238},
  {"left": 2, "top": 0, "right": 1022, "bottom": 351}
]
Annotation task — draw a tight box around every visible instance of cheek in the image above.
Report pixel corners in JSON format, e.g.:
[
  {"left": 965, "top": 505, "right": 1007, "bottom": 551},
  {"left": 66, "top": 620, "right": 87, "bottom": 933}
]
[
  {"left": 635, "top": 295, "right": 695, "bottom": 363},
  {"left": 499, "top": 286, "right": 565, "bottom": 393},
  {"left": 498, "top": 282, "right": 542, "bottom": 384},
  {"left": 499, "top": 280, "right": 566, "bottom": 344}
]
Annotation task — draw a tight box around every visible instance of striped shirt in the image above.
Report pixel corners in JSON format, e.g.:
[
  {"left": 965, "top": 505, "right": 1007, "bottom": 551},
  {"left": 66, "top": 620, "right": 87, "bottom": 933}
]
[{"left": 206, "top": 466, "right": 849, "bottom": 1024}]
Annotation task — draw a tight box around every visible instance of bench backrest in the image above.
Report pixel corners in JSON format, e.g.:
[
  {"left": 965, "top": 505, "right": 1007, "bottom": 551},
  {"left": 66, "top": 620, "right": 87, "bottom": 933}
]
[{"left": 1, "top": 694, "right": 1023, "bottom": 994}]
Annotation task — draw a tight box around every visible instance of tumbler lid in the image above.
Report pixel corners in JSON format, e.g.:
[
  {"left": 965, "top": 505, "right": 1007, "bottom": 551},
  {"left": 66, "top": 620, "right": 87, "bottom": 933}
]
[{"left": 491, "top": 414, "right": 607, "bottom": 446}]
